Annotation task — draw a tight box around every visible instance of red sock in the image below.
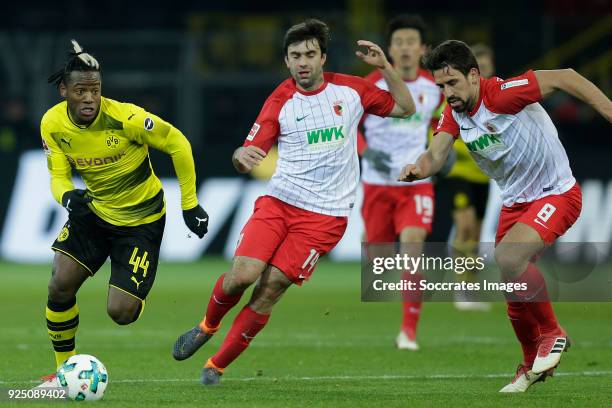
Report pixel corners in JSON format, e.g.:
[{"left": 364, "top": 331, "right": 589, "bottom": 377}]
[
  {"left": 200, "top": 274, "right": 243, "bottom": 332},
  {"left": 506, "top": 301, "right": 540, "bottom": 367},
  {"left": 210, "top": 306, "right": 270, "bottom": 369},
  {"left": 401, "top": 271, "right": 422, "bottom": 339},
  {"left": 512, "top": 263, "right": 561, "bottom": 336}
]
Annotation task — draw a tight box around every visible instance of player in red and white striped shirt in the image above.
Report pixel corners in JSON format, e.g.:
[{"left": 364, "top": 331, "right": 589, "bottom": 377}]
[
  {"left": 399, "top": 40, "right": 612, "bottom": 392},
  {"left": 173, "top": 19, "right": 416, "bottom": 384},
  {"left": 358, "top": 15, "right": 444, "bottom": 351}
]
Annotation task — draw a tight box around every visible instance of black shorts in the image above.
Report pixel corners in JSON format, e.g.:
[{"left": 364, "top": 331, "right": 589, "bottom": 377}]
[
  {"left": 446, "top": 179, "right": 490, "bottom": 219},
  {"left": 52, "top": 211, "right": 166, "bottom": 300}
]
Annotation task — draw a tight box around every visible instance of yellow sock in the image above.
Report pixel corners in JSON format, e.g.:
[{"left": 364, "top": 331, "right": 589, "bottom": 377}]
[
  {"left": 54, "top": 351, "right": 76, "bottom": 369},
  {"left": 46, "top": 300, "right": 79, "bottom": 370}
]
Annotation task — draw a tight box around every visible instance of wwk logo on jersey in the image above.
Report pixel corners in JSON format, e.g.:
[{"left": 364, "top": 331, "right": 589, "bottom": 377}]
[
  {"left": 306, "top": 126, "right": 345, "bottom": 148},
  {"left": 466, "top": 133, "right": 504, "bottom": 153}
]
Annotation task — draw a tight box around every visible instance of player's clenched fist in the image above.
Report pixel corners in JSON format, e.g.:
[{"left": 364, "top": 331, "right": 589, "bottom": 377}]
[
  {"left": 62, "top": 189, "right": 93, "bottom": 216},
  {"left": 183, "top": 204, "right": 209, "bottom": 238},
  {"left": 232, "top": 146, "right": 267, "bottom": 173},
  {"left": 398, "top": 164, "right": 424, "bottom": 182}
]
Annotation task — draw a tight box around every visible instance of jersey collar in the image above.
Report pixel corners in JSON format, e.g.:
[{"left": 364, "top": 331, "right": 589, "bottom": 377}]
[{"left": 293, "top": 74, "right": 329, "bottom": 96}]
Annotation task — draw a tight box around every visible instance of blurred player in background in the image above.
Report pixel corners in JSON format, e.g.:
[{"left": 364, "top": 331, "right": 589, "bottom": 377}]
[
  {"left": 173, "top": 18, "right": 416, "bottom": 384},
  {"left": 444, "top": 43, "right": 495, "bottom": 312},
  {"left": 472, "top": 44, "right": 495, "bottom": 79},
  {"left": 399, "top": 39, "right": 612, "bottom": 392},
  {"left": 357, "top": 15, "right": 443, "bottom": 350},
  {"left": 37, "top": 40, "right": 209, "bottom": 386}
]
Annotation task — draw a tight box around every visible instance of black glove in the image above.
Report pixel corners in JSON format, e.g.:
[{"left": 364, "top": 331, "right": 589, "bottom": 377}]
[
  {"left": 362, "top": 148, "right": 392, "bottom": 174},
  {"left": 183, "top": 205, "right": 209, "bottom": 238},
  {"left": 61, "top": 189, "right": 92, "bottom": 216}
]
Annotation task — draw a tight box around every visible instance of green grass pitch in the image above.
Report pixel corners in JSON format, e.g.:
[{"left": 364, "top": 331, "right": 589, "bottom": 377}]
[{"left": 1, "top": 258, "right": 611, "bottom": 407}]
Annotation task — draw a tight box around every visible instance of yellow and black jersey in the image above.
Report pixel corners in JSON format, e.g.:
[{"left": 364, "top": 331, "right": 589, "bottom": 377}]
[{"left": 41, "top": 97, "right": 198, "bottom": 226}]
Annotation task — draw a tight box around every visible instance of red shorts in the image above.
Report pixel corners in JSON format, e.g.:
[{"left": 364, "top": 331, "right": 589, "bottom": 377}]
[
  {"left": 496, "top": 183, "right": 582, "bottom": 245},
  {"left": 234, "top": 196, "right": 348, "bottom": 285},
  {"left": 361, "top": 182, "right": 434, "bottom": 242}
]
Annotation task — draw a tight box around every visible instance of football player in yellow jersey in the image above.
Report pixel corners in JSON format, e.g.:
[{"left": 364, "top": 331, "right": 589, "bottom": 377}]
[{"left": 37, "top": 40, "right": 209, "bottom": 386}]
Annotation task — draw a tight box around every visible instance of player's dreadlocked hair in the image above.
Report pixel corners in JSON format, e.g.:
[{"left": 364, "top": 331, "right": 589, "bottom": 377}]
[
  {"left": 48, "top": 40, "right": 101, "bottom": 89},
  {"left": 423, "top": 40, "right": 479, "bottom": 77},
  {"left": 284, "top": 19, "right": 330, "bottom": 55}
]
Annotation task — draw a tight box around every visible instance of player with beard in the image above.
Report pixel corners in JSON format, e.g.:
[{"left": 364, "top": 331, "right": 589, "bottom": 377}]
[{"left": 399, "top": 40, "right": 611, "bottom": 392}]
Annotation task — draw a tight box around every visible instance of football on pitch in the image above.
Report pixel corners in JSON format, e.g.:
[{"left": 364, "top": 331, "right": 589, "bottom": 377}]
[{"left": 56, "top": 354, "right": 108, "bottom": 401}]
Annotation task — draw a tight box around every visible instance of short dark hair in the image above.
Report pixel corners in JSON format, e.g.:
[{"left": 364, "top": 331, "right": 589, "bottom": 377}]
[
  {"left": 48, "top": 40, "right": 102, "bottom": 89},
  {"left": 423, "top": 40, "right": 479, "bottom": 77},
  {"left": 283, "top": 19, "right": 330, "bottom": 55},
  {"left": 386, "top": 14, "right": 428, "bottom": 46}
]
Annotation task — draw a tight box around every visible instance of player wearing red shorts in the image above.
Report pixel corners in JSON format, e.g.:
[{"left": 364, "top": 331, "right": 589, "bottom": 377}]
[
  {"left": 399, "top": 40, "right": 611, "bottom": 392},
  {"left": 173, "top": 19, "right": 416, "bottom": 384},
  {"left": 358, "top": 15, "right": 444, "bottom": 350}
]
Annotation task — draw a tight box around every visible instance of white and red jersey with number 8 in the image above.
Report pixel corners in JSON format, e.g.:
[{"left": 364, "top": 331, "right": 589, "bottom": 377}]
[{"left": 436, "top": 70, "right": 575, "bottom": 207}]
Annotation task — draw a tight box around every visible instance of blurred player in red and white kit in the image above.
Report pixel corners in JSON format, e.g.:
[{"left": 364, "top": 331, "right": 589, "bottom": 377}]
[
  {"left": 399, "top": 40, "right": 612, "bottom": 392},
  {"left": 357, "top": 15, "right": 444, "bottom": 351},
  {"left": 173, "top": 19, "right": 416, "bottom": 384}
]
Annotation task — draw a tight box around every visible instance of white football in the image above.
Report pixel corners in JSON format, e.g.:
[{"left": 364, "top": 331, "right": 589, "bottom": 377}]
[{"left": 56, "top": 354, "right": 108, "bottom": 401}]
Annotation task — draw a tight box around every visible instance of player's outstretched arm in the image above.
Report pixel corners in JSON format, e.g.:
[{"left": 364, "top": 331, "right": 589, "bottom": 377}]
[
  {"left": 163, "top": 129, "right": 209, "bottom": 238},
  {"left": 132, "top": 116, "right": 209, "bottom": 238},
  {"left": 232, "top": 146, "right": 267, "bottom": 174},
  {"left": 356, "top": 40, "right": 416, "bottom": 118},
  {"left": 398, "top": 132, "right": 455, "bottom": 182},
  {"left": 535, "top": 69, "right": 612, "bottom": 123}
]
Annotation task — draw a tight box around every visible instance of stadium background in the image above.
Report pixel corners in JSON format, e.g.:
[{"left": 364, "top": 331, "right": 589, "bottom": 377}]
[
  {"left": 0, "top": 1, "right": 610, "bottom": 263},
  {"left": 1, "top": 2, "right": 611, "bottom": 406}
]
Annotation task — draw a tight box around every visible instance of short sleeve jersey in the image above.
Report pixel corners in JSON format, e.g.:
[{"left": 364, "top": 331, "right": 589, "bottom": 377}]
[
  {"left": 244, "top": 72, "right": 395, "bottom": 216},
  {"left": 436, "top": 70, "right": 575, "bottom": 206}
]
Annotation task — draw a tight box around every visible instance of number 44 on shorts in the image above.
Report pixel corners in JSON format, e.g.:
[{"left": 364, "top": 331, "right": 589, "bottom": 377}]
[
  {"left": 299, "top": 249, "right": 320, "bottom": 279},
  {"left": 128, "top": 247, "right": 150, "bottom": 290}
]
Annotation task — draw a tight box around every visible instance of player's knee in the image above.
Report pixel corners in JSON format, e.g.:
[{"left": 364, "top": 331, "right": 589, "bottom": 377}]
[
  {"left": 494, "top": 247, "right": 525, "bottom": 278},
  {"left": 107, "top": 303, "right": 139, "bottom": 326},
  {"left": 399, "top": 228, "right": 427, "bottom": 244},
  {"left": 48, "top": 271, "right": 77, "bottom": 303},
  {"left": 223, "top": 274, "right": 254, "bottom": 294},
  {"left": 225, "top": 259, "right": 264, "bottom": 293}
]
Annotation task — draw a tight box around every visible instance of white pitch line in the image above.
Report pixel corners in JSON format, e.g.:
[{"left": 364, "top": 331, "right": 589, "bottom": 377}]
[{"left": 2, "top": 370, "right": 611, "bottom": 386}]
